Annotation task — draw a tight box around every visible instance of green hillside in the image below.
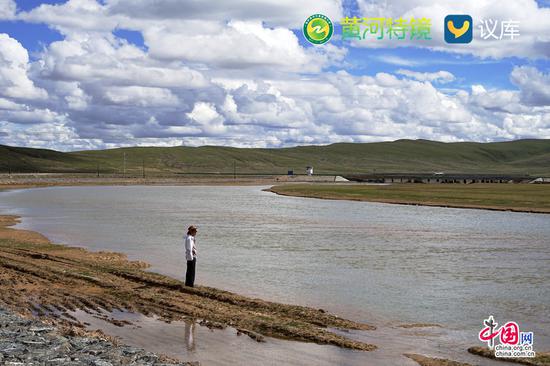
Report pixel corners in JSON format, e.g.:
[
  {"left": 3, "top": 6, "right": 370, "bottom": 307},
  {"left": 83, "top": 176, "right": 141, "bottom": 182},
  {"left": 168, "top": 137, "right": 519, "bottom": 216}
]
[{"left": 1, "top": 139, "right": 550, "bottom": 175}]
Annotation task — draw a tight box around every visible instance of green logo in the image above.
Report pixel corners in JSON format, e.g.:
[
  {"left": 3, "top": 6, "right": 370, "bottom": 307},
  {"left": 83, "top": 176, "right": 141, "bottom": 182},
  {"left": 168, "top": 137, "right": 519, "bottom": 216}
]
[{"left": 303, "top": 14, "right": 333, "bottom": 45}]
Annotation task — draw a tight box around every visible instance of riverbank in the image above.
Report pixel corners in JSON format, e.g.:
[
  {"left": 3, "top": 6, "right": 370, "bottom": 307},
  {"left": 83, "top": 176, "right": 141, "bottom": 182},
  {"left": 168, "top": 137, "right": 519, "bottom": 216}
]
[
  {"left": 268, "top": 183, "right": 550, "bottom": 214},
  {"left": 0, "top": 307, "right": 192, "bottom": 365},
  {"left": 0, "top": 173, "right": 280, "bottom": 189},
  {"left": 0, "top": 214, "right": 376, "bottom": 352}
]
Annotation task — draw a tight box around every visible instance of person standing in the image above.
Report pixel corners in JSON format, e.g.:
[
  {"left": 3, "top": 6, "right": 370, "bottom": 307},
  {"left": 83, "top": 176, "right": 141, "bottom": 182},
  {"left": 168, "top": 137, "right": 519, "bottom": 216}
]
[{"left": 185, "top": 225, "right": 198, "bottom": 287}]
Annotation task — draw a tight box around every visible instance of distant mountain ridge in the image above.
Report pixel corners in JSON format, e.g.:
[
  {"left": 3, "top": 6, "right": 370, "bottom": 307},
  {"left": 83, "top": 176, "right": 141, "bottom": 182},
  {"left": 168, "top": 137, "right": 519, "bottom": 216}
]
[{"left": 1, "top": 139, "right": 550, "bottom": 176}]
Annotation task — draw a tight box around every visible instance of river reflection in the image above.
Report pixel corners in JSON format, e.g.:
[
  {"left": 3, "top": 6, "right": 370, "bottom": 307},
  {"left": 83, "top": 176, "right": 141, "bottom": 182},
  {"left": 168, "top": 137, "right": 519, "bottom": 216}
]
[{"left": 184, "top": 322, "right": 196, "bottom": 352}]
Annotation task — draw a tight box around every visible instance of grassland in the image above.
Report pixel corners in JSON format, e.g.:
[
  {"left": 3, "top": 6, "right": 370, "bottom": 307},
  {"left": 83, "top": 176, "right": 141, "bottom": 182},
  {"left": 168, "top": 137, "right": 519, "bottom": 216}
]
[
  {"left": 269, "top": 183, "right": 550, "bottom": 213},
  {"left": 2, "top": 139, "right": 550, "bottom": 175}
]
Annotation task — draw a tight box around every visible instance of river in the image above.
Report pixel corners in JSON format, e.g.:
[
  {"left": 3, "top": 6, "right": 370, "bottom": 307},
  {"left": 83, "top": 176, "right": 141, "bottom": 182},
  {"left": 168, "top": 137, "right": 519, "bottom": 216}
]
[{"left": 1, "top": 185, "right": 548, "bottom": 365}]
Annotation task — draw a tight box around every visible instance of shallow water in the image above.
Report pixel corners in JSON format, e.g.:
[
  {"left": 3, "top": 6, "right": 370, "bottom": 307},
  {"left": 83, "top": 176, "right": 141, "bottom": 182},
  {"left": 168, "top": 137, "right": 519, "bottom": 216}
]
[
  {"left": 1, "top": 185, "right": 549, "bottom": 363},
  {"left": 69, "top": 308, "right": 506, "bottom": 366}
]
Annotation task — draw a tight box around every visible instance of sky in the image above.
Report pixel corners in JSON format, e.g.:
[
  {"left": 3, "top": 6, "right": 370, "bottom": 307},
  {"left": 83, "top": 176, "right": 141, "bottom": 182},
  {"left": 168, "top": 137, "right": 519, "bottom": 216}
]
[{"left": 0, "top": 0, "right": 549, "bottom": 150}]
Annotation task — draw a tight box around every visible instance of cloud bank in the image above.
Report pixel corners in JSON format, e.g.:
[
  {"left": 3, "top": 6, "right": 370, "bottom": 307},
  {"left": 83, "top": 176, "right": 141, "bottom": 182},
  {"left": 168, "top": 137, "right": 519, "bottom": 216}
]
[{"left": 0, "top": 0, "right": 548, "bottom": 150}]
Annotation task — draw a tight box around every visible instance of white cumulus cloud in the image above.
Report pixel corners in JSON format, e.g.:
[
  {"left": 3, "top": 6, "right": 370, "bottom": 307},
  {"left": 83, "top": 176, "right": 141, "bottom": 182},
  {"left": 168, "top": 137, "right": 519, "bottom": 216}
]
[
  {"left": 510, "top": 66, "right": 550, "bottom": 105},
  {"left": 0, "top": 0, "right": 548, "bottom": 149},
  {"left": 0, "top": 0, "right": 16, "bottom": 19},
  {"left": 0, "top": 34, "right": 48, "bottom": 100}
]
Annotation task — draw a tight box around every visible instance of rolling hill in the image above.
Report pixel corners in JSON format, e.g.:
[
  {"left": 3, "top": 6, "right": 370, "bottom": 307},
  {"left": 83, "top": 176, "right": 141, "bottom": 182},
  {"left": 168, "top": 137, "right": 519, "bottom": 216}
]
[{"left": 1, "top": 139, "right": 550, "bottom": 176}]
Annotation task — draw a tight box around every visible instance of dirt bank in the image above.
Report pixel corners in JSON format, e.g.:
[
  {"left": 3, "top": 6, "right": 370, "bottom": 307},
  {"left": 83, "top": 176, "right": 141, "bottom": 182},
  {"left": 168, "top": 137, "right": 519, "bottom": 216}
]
[{"left": 0, "top": 214, "right": 376, "bottom": 351}]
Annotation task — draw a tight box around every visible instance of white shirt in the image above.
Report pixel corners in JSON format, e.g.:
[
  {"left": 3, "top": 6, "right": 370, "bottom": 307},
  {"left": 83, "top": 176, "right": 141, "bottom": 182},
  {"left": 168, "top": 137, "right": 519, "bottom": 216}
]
[{"left": 185, "top": 234, "right": 196, "bottom": 261}]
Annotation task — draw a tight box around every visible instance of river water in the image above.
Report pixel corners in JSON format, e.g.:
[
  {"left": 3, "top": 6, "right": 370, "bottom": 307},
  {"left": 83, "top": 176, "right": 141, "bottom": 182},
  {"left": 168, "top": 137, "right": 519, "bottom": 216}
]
[{"left": 0, "top": 185, "right": 548, "bottom": 365}]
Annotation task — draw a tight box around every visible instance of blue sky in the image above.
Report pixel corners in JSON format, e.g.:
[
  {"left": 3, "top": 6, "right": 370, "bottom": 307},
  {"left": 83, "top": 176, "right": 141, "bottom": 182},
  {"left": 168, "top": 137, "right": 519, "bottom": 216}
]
[
  {"left": 0, "top": 20, "right": 62, "bottom": 54},
  {"left": 0, "top": 0, "right": 549, "bottom": 150}
]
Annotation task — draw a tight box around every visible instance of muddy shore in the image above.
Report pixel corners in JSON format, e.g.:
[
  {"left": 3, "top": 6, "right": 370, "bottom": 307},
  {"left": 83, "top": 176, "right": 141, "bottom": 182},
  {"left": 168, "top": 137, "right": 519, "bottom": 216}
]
[{"left": 0, "top": 214, "right": 376, "bottom": 351}]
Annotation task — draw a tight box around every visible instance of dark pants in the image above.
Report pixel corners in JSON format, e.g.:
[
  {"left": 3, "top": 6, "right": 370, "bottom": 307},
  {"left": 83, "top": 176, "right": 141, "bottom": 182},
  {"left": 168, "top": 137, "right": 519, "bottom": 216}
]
[{"left": 185, "top": 258, "right": 196, "bottom": 287}]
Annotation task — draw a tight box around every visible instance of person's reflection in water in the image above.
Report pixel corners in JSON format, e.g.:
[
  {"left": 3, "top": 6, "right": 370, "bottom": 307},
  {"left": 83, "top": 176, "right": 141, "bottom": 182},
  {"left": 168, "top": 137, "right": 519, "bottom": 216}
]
[{"left": 184, "top": 321, "right": 196, "bottom": 352}]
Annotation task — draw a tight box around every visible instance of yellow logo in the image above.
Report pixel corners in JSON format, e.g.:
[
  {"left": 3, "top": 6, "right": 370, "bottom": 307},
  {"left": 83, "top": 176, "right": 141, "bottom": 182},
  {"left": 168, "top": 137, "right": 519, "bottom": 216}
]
[
  {"left": 444, "top": 15, "right": 473, "bottom": 44},
  {"left": 447, "top": 19, "right": 470, "bottom": 38}
]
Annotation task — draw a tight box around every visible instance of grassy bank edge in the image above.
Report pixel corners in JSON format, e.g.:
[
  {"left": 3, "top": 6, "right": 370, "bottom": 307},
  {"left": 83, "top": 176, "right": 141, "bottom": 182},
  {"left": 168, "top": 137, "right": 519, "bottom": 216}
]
[{"left": 267, "top": 184, "right": 550, "bottom": 214}]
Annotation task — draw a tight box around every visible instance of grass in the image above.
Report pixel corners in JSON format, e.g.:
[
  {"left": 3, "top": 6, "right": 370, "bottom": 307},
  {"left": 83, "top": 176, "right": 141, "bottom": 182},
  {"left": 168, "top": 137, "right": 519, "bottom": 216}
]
[
  {"left": 2, "top": 139, "right": 550, "bottom": 175},
  {"left": 269, "top": 183, "right": 550, "bottom": 213}
]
